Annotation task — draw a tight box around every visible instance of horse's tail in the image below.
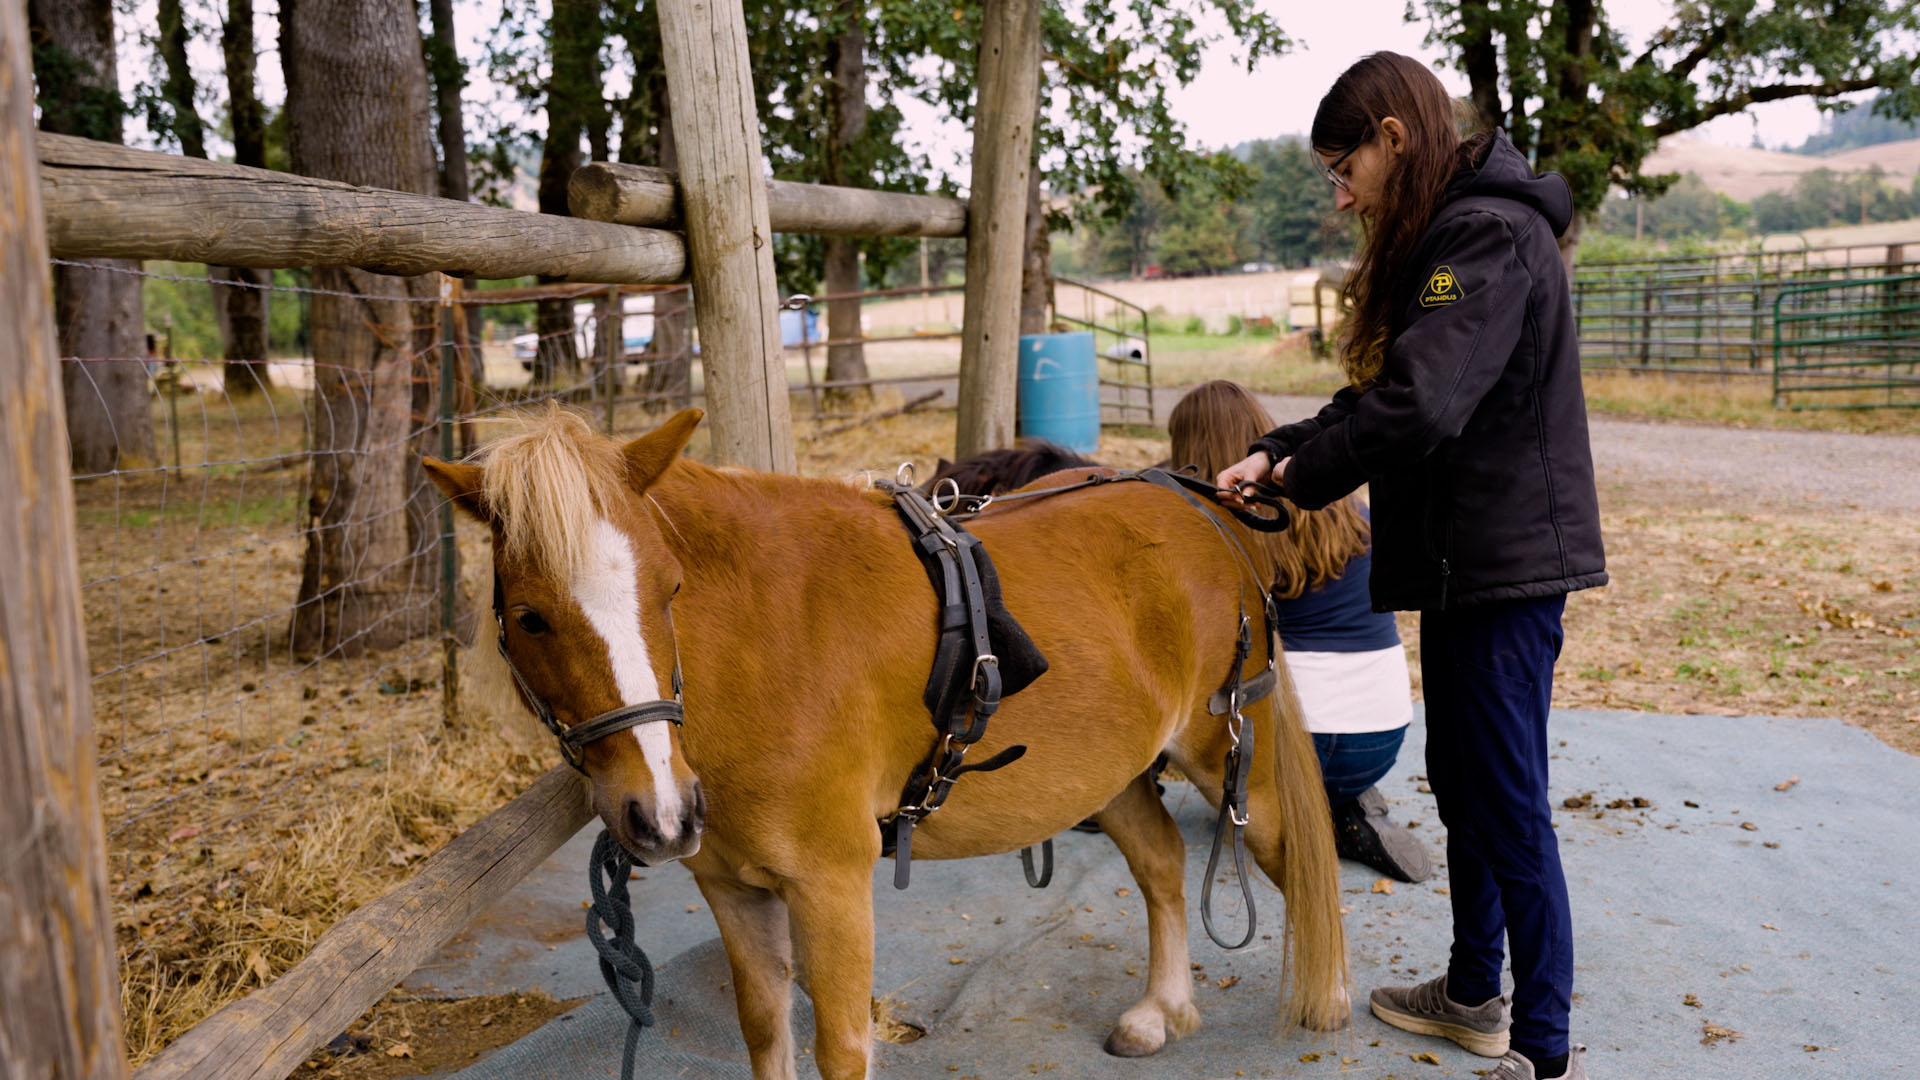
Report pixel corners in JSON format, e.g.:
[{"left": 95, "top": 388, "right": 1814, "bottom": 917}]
[{"left": 1264, "top": 654, "right": 1351, "bottom": 1033}]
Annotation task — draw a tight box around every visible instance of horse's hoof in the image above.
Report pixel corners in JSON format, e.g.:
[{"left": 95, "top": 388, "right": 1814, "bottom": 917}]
[{"left": 1102, "top": 1024, "right": 1164, "bottom": 1058}]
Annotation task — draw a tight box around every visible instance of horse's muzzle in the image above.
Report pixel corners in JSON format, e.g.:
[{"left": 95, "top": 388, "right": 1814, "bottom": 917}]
[{"left": 610, "top": 781, "right": 704, "bottom": 865}]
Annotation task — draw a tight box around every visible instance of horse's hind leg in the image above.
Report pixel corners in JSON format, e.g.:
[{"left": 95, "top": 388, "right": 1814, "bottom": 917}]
[
  {"left": 694, "top": 869, "right": 799, "bottom": 1080},
  {"left": 1094, "top": 771, "right": 1201, "bottom": 1057}
]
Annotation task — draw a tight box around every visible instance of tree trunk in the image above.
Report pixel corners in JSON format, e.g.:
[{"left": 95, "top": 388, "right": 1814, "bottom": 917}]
[
  {"left": 282, "top": 0, "right": 451, "bottom": 659},
  {"left": 28, "top": 0, "right": 154, "bottom": 471},
  {"left": 1459, "top": 3, "right": 1501, "bottom": 132},
  {"left": 1557, "top": 212, "right": 1583, "bottom": 281},
  {"left": 425, "top": 0, "right": 484, "bottom": 366},
  {"left": 534, "top": 0, "right": 602, "bottom": 388},
  {"left": 1018, "top": 89, "right": 1050, "bottom": 337},
  {"left": 156, "top": 0, "right": 205, "bottom": 158},
  {"left": 821, "top": 0, "right": 868, "bottom": 399}
]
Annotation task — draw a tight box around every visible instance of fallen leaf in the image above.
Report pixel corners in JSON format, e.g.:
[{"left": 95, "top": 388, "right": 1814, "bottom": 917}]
[
  {"left": 385, "top": 1043, "right": 413, "bottom": 1059},
  {"left": 1114, "top": 887, "right": 1131, "bottom": 897},
  {"left": 1740, "top": 821, "right": 1759, "bottom": 831},
  {"left": 1411, "top": 1051, "right": 1441, "bottom": 1064},
  {"left": 167, "top": 825, "right": 201, "bottom": 844},
  {"left": 1371, "top": 878, "right": 1395, "bottom": 895},
  {"left": 948, "top": 957, "right": 966, "bottom": 965},
  {"left": 1299, "top": 1053, "right": 1321, "bottom": 1063},
  {"left": 1215, "top": 975, "right": 1240, "bottom": 989},
  {"left": 1701, "top": 1022, "right": 1740, "bottom": 1046},
  {"left": 246, "top": 950, "right": 272, "bottom": 985},
  {"left": 1682, "top": 993, "right": 1701, "bottom": 1008},
  {"left": 1805, "top": 1045, "right": 1821, "bottom": 1052},
  {"left": 1761, "top": 923, "right": 1780, "bottom": 931},
  {"left": 1774, "top": 777, "right": 1800, "bottom": 792},
  {"left": 1561, "top": 792, "right": 1595, "bottom": 810}
]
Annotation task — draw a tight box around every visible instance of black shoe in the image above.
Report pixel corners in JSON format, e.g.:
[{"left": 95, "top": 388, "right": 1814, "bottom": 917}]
[{"left": 1333, "top": 787, "right": 1432, "bottom": 883}]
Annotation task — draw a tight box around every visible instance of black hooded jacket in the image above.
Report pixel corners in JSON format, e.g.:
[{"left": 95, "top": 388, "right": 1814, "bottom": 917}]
[{"left": 1253, "top": 132, "right": 1607, "bottom": 611}]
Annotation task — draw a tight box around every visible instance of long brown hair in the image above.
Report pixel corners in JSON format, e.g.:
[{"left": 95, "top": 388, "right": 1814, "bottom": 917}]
[
  {"left": 1168, "top": 381, "right": 1371, "bottom": 599},
  {"left": 1312, "top": 52, "right": 1474, "bottom": 389}
]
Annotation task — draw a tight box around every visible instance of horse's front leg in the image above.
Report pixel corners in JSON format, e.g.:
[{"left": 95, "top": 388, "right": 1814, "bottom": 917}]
[
  {"left": 693, "top": 863, "right": 799, "bottom": 1080},
  {"left": 1093, "top": 771, "right": 1201, "bottom": 1056},
  {"left": 784, "top": 862, "right": 877, "bottom": 1080}
]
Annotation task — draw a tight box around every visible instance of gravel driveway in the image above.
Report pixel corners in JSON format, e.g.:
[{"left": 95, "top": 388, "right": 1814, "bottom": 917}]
[{"left": 1210, "top": 391, "right": 1920, "bottom": 516}]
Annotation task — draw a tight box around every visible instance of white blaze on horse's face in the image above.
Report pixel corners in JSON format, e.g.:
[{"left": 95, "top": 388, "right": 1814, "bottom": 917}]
[{"left": 570, "top": 516, "right": 689, "bottom": 848}]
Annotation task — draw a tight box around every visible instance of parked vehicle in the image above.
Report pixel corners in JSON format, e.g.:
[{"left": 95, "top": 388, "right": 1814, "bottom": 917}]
[{"left": 514, "top": 295, "right": 661, "bottom": 371}]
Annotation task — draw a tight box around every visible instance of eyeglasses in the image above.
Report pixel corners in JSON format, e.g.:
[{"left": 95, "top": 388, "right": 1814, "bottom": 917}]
[{"left": 1321, "top": 128, "right": 1373, "bottom": 192}]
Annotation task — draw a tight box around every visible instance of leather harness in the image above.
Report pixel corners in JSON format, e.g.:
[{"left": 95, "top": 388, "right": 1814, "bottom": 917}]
[{"left": 874, "top": 466, "right": 1288, "bottom": 947}]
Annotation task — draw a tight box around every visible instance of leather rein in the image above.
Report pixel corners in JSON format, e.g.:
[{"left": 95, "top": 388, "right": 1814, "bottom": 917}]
[{"left": 493, "top": 577, "right": 685, "bottom": 774}]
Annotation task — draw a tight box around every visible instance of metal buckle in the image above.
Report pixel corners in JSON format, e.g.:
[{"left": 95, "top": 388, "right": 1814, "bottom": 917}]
[
  {"left": 971, "top": 653, "right": 999, "bottom": 686},
  {"left": 895, "top": 461, "right": 916, "bottom": 487}
]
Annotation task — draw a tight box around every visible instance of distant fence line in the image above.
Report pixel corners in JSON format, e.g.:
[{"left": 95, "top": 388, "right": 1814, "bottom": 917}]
[{"left": 1571, "top": 240, "right": 1920, "bottom": 409}]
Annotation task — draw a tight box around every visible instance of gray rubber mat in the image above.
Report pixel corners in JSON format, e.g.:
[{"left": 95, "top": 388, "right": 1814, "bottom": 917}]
[{"left": 431, "top": 708, "right": 1919, "bottom": 1077}]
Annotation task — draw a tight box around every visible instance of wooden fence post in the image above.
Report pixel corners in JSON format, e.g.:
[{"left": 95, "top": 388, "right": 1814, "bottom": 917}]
[
  {"left": 654, "top": 0, "right": 795, "bottom": 472},
  {"left": 0, "top": 3, "right": 131, "bottom": 1076},
  {"left": 955, "top": 0, "right": 1043, "bottom": 460}
]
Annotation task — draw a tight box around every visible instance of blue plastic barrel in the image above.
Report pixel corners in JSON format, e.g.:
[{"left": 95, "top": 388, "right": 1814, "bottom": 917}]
[{"left": 1016, "top": 331, "right": 1099, "bottom": 454}]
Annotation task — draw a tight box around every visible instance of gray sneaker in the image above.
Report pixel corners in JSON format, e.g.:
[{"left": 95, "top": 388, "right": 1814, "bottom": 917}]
[
  {"left": 1334, "top": 787, "right": 1433, "bottom": 883},
  {"left": 1368, "top": 974, "right": 1511, "bottom": 1057},
  {"left": 1487, "top": 1044, "right": 1589, "bottom": 1079}
]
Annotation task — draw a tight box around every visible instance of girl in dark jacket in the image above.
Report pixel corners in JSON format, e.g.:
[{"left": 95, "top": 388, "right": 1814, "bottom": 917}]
[{"left": 1217, "top": 52, "right": 1605, "bottom": 1080}]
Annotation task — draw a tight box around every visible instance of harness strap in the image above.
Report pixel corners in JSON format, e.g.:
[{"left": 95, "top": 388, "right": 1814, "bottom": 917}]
[{"left": 880, "top": 482, "right": 1028, "bottom": 889}]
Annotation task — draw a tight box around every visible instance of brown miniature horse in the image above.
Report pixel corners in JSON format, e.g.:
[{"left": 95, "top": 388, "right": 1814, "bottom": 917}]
[{"left": 424, "top": 407, "right": 1347, "bottom": 1080}]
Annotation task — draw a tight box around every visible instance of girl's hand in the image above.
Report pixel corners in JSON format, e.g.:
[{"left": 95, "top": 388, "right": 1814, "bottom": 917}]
[{"left": 1215, "top": 451, "right": 1283, "bottom": 506}]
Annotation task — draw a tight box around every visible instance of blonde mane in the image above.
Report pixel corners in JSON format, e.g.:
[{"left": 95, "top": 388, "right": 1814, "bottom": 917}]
[{"left": 477, "top": 404, "right": 631, "bottom": 581}]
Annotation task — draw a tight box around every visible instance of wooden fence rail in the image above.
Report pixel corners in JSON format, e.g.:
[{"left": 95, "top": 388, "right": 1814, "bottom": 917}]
[
  {"left": 132, "top": 768, "right": 592, "bottom": 1080},
  {"left": 39, "top": 133, "right": 689, "bottom": 284},
  {"left": 570, "top": 161, "right": 968, "bottom": 238}
]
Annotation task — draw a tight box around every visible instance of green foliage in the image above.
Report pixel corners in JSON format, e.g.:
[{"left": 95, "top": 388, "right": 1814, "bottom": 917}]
[
  {"left": 1240, "top": 138, "right": 1355, "bottom": 266},
  {"left": 1793, "top": 94, "right": 1920, "bottom": 155},
  {"left": 1593, "top": 173, "right": 1745, "bottom": 240},
  {"left": 893, "top": 0, "right": 1291, "bottom": 227},
  {"left": 140, "top": 265, "right": 311, "bottom": 359},
  {"left": 30, "top": 37, "right": 124, "bottom": 141},
  {"left": 1414, "top": 0, "right": 1920, "bottom": 221},
  {"left": 1751, "top": 167, "right": 1916, "bottom": 233}
]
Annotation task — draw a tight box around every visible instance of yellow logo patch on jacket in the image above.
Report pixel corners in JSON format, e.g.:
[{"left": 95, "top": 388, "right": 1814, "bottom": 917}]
[{"left": 1420, "top": 265, "right": 1464, "bottom": 308}]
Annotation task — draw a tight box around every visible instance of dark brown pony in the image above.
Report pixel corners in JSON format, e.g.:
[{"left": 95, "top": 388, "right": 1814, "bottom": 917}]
[
  {"left": 928, "top": 439, "right": 1101, "bottom": 497},
  {"left": 425, "top": 408, "right": 1346, "bottom": 1080}
]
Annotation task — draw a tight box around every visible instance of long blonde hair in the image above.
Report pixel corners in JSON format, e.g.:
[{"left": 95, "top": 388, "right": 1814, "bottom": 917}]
[{"left": 1168, "top": 381, "right": 1371, "bottom": 599}]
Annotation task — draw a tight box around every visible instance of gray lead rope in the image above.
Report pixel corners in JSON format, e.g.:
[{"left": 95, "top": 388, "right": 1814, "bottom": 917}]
[{"left": 588, "top": 829, "right": 657, "bottom": 1080}]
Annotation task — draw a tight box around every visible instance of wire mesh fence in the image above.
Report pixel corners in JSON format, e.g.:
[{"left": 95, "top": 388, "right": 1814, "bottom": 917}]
[
  {"left": 65, "top": 261, "right": 1156, "bottom": 935},
  {"left": 59, "top": 261, "right": 707, "bottom": 929}
]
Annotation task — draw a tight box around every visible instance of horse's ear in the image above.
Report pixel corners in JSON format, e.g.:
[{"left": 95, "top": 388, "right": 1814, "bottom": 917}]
[
  {"left": 423, "top": 458, "right": 488, "bottom": 521},
  {"left": 622, "top": 408, "right": 704, "bottom": 491}
]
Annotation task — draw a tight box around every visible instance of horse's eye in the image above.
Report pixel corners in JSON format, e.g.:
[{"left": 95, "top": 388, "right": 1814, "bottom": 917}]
[{"left": 515, "top": 610, "right": 549, "bottom": 635}]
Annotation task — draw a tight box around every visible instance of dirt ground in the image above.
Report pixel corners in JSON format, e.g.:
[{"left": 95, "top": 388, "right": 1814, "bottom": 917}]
[
  {"left": 287, "top": 992, "right": 583, "bottom": 1079},
  {"left": 79, "top": 377, "right": 1915, "bottom": 1066}
]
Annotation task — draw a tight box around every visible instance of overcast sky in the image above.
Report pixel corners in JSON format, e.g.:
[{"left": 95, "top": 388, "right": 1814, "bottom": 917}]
[{"left": 124, "top": 0, "right": 1860, "bottom": 176}]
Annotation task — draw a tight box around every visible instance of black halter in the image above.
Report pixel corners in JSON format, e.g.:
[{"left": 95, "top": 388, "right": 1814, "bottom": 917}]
[{"left": 494, "top": 578, "right": 685, "bottom": 773}]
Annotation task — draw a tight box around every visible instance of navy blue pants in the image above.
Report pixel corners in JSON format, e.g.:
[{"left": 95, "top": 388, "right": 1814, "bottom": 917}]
[
  {"left": 1312, "top": 726, "right": 1407, "bottom": 806},
  {"left": 1421, "top": 595, "right": 1571, "bottom": 1062}
]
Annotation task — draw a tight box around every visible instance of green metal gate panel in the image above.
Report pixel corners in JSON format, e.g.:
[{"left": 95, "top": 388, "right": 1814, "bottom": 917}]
[{"left": 1772, "top": 273, "right": 1920, "bottom": 410}]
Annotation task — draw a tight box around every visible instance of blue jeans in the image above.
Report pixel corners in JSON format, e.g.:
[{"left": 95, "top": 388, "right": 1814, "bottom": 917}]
[
  {"left": 1422, "top": 594, "right": 1571, "bottom": 1062},
  {"left": 1311, "top": 726, "right": 1408, "bottom": 808}
]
